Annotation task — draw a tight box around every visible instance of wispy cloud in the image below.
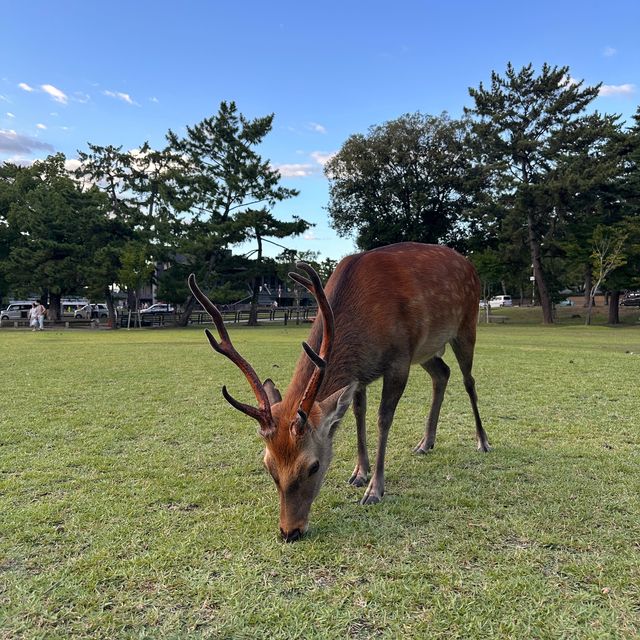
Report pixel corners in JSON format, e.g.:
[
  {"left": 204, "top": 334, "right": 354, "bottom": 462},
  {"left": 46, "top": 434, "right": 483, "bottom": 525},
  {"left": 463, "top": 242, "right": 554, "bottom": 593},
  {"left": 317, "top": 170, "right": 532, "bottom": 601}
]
[
  {"left": 18, "top": 82, "right": 35, "bottom": 92},
  {"left": 0, "top": 129, "right": 55, "bottom": 154},
  {"left": 308, "top": 122, "right": 327, "bottom": 134},
  {"left": 599, "top": 83, "right": 635, "bottom": 97},
  {"left": 303, "top": 230, "right": 318, "bottom": 241},
  {"left": 603, "top": 46, "right": 617, "bottom": 57},
  {"left": 36, "top": 123, "right": 47, "bottom": 130},
  {"left": 41, "top": 84, "right": 68, "bottom": 104},
  {"left": 73, "top": 92, "right": 91, "bottom": 104},
  {"left": 104, "top": 90, "right": 137, "bottom": 105},
  {"left": 310, "top": 151, "right": 335, "bottom": 166},
  {"left": 0, "top": 94, "right": 10, "bottom": 103},
  {"left": 150, "top": 96, "right": 159, "bottom": 103},
  {"left": 6, "top": 112, "right": 15, "bottom": 118}
]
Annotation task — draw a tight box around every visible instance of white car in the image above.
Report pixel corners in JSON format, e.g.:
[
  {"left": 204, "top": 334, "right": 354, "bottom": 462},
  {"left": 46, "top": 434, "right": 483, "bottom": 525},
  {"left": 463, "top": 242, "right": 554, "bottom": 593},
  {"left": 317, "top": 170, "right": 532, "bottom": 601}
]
[
  {"left": 140, "top": 303, "right": 175, "bottom": 314},
  {"left": 489, "top": 295, "right": 513, "bottom": 309}
]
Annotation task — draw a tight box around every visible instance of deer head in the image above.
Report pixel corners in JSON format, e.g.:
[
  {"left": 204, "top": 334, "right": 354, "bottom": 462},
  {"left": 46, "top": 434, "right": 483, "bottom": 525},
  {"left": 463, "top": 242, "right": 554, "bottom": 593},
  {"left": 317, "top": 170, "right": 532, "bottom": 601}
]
[{"left": 188, "top": 266, "right": 355, "bottom": 542}]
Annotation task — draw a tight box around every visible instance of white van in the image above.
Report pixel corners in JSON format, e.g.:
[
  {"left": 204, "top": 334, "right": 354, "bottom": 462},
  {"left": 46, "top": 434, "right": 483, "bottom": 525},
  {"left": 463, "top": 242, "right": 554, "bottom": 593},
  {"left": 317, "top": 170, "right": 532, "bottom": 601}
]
[{"left": 489, "top": 295, "right": 513, "bottom": 309}]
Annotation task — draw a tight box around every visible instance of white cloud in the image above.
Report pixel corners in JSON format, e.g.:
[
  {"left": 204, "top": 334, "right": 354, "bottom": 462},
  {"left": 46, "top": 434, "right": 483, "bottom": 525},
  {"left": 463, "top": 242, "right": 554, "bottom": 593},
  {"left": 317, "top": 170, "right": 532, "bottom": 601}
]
[
  {"left": 0, "top": 128, "right": 55, "bottom": 154},
  {"left": 104, "top": 90, "right": 136, "bottom": 105},
  {"left": 41, "top": 84, "right": 68, "bottom": 104},
  {"left": 6, "top": 112, "right": 15, "bottom": 118},
  {"left": 603, "top": 46, "right": 617, "bottom": 57},
  {"left": 0, "top": 94, "right": 10, "bottom": 102},
  {"left": 65, "top": 158, "right": 82, "bottom": 173},
  {"left": 275, "top": 163, "right": 315, "bottom": 177},
  {"left": 303, "top": 230, "right": 317, "bottom": 241},
  {"left": 308, "top": 122, "right": 327, "bottom": 134},
  {"left": 150, "top": 96, "right": 159, "bottom": 103},
  {"left": 599, "top": 83, "right": 635, "bottom": 96},
  {"left": 18, "top": 82, "right": 35, "bottom": 92},
  {"left": 36, "top": 123, "right": 47, "bottom": 130},
  {"left": 310, "top": 151, "right": 335, "bottom": 166}
]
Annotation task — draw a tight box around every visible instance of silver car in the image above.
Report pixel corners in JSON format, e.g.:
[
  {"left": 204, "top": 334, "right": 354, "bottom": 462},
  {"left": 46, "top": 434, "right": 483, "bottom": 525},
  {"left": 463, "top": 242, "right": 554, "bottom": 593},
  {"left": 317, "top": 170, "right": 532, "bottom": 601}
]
[{"left": 1, "top": 301, "right": 38, "bottom": 322}]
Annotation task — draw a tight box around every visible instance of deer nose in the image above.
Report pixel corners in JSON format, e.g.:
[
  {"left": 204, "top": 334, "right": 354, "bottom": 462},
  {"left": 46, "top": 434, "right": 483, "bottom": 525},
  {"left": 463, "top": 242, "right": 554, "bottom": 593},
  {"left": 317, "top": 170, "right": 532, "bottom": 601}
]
[{"left": 280, "top": 527, "right": 303, "bottom": 543}]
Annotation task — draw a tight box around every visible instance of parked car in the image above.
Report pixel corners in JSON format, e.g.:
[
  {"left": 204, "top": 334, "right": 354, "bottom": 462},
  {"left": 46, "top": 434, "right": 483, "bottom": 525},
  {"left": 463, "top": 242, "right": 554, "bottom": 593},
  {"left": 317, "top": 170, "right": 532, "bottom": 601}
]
[
  {"left": 557, "top": 298, "right": 575, "bottom": 307},
  {"left": 62, "top": 300, "right": 89, "bottom": 317},
  {"left": 620, "top": 291, "right": 640, "bottom": 306},
  {"left": 479, "top": 299, "right": 488, "bottom": 309},
  {"left": 74, "top": 303, "right": 111, "bottom": 319},
  {"left": 1, "top": 301, "right": 37, "bottom": 322},
  {"left": 140, "top": 303, "right": 175, "bottom": 314},
  {"left": 489, "top": 295, "right": 513, "bottom": 309}
]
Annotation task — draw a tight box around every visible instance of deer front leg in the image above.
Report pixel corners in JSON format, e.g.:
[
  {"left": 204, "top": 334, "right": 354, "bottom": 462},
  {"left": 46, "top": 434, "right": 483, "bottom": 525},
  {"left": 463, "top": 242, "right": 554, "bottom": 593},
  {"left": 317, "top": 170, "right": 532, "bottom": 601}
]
[
  {"left": 348, "top": 385, "right": 369, "bottom": 487},
  {"left": 361, "top": 365, "right": 409, "bottom": 505}
]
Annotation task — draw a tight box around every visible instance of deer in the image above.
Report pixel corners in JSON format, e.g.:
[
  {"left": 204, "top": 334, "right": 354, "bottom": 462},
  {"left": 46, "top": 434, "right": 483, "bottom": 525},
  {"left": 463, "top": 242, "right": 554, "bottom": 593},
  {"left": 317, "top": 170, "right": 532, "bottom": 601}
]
[{"left": 189, "top": 242, "right": 490, "bottom": 542}]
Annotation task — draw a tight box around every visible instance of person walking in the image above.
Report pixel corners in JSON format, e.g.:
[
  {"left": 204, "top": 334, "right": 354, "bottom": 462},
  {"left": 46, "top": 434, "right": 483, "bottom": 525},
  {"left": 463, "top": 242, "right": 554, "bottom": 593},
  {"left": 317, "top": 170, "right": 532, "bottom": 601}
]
[
  {"left": 35, "top": 301, "right": 46, "bottom": 331},
  {"left": 28, "top": 302, "right": 38, "bottom": 331}
]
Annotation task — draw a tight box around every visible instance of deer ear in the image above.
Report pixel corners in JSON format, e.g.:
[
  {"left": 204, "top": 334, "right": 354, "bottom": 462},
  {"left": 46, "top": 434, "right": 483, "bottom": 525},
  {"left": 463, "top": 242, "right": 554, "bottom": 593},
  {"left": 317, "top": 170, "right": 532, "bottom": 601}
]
[
  {"left": 318, "top": 382, "right": 358, "bottom": 435},
  {"left": 263, "top": 378, "right": 282, "bottom": 404}
]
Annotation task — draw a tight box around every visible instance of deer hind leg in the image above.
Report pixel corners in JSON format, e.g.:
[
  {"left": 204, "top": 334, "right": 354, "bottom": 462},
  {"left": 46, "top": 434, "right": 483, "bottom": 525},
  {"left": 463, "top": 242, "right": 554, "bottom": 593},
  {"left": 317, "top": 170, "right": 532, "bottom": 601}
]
[
  {"left": 450, "top": 335, "right": 490, "bottom": 452},
  {"left": 414, "top": 356, "right": 451, "bottom": 454},
  {"left": 348, "top": 385, "right": 370, "bottom": 487},
  {"left": 361, "top": 362, "right": 409, "bottom": 506}
]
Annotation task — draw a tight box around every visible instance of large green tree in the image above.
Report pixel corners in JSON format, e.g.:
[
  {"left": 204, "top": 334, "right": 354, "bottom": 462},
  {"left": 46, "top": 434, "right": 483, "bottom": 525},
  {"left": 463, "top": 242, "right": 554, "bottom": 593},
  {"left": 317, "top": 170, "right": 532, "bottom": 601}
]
[
  {"left": 1, "top": 154, "right": 112, "bottom": 319},
  {"left": 165, "top": 101, "right": 300, "bottom": 324},
  {"left": 325, "top": 112, "right": 474, "bottom": 250},
  {"left": 466, "top": 62, "right": 614, "bottom": 323}
]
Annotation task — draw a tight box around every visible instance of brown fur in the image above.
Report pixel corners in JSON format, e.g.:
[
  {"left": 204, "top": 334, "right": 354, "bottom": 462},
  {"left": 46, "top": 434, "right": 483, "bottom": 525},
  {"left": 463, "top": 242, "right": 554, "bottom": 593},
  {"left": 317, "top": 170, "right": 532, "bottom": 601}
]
[{"left": 261, "top": 242, "right": 489, "bottom": 540}]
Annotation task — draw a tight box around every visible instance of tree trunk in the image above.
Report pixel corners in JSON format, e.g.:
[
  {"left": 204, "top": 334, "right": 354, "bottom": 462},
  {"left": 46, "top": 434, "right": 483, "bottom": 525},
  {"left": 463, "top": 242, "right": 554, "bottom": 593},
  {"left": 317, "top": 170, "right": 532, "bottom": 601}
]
[
  {"left": 527, "top": 214, "right": 553, "bottom": 324},
  {"left": 48, "top": 292, "right": 61, "bottom": 322},
  {"left": 176, "top": 294, "right": 197, "bottom": 327},
  {"left": 608, "top": 290, "right": 621, "bottom": 325},
  {"left": 583, "top": 264, "right": 593, "bottom": 307},
  {"left": 247, "top": 233, "right": 263, "bottom": 326},
  {"left": 105, "top": 288, "right": 118, "bottom": 329}
]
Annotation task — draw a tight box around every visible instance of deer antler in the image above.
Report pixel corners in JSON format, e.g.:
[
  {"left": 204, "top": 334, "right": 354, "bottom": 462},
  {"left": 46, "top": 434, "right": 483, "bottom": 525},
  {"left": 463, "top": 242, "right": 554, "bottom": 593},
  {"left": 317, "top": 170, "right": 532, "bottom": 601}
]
[
  {"left": 188, "top": 274, "right": 275, "bottom": 436},
  {"left": 289, "top": 262, "right": 335, "bottom": 430}
]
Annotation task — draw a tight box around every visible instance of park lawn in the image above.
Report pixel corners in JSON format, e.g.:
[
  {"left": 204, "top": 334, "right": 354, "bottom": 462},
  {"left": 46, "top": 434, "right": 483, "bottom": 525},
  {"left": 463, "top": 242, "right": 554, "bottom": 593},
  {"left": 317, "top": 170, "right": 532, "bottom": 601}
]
[{"left": 0, "top": 323, "right": 639, "bottom": 639}]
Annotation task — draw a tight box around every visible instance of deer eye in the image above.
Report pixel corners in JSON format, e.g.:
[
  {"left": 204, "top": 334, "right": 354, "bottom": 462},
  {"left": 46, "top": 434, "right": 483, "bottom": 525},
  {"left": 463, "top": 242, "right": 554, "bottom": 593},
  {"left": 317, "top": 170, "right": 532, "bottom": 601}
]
[{"left": 308, "top": 460, "right": 320, "bottom": 477}]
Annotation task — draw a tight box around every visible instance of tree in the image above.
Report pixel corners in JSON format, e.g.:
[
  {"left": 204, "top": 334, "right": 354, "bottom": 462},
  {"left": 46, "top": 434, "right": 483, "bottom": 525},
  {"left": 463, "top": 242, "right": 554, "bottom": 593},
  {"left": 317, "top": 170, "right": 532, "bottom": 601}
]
[
  {"left": 325, "top": 112, "right": 474, "bottom": 250},
  {"left": 585, "top": 226, "right": 627, "bottom": 325},
  {"left": 466, "top": 63, "right": 613, "bottom": 324},
  {"left": 235, "top": 209, "right": 311, "bottom": 325},
  {"left": 2, "top": 154, "right": 111, "bottom": 320},
  {"left": 166, "top": 101, "right": 299, "bottom": 325},
  {"left": 118, "top": 241, "right": 155, "bottom": 327}
]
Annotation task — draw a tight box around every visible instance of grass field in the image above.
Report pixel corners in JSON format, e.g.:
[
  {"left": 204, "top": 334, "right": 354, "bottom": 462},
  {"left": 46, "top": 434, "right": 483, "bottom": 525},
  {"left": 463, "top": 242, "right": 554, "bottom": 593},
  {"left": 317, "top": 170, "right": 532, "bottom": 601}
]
[{"left": 1, "top": 322, "right": 639, "bottom": 639}]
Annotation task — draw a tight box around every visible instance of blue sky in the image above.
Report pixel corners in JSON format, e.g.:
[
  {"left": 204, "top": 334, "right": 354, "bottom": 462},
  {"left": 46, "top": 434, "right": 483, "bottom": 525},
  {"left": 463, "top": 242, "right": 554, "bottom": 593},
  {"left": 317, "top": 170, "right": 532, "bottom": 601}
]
[{"left": 2, "top": 0, "right": 639, "bottom": 260}]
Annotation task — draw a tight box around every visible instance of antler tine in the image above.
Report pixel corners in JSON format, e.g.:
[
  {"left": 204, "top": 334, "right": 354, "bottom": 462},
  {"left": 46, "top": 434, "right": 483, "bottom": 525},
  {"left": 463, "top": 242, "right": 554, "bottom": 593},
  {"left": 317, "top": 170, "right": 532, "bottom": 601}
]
[
  {"left": 288, "top": 263, "right": 335, "bottom": 428},
  {"left": 188, "top": 274, "right": 274, "bottom": 432}
]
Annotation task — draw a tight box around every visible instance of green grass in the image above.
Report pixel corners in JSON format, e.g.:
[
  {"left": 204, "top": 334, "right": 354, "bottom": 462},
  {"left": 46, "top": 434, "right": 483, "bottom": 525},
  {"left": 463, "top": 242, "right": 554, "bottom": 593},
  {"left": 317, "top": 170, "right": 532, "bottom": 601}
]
[{"left": 1, "top": 323, "right": 639, "bottom": 639}]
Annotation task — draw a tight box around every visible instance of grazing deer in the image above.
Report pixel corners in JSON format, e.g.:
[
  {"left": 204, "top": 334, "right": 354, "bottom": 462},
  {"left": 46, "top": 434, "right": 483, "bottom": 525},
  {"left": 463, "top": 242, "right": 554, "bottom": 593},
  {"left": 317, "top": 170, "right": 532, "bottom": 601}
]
[{"left": 189, "top": 242, "right": 489, "bottom": 542}]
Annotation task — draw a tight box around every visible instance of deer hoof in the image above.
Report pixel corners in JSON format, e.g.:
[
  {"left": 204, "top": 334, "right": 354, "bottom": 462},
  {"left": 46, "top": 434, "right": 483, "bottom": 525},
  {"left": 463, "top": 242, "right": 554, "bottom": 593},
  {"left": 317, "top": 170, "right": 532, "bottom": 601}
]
[
  {"left": 348, "top": 473, "right": 368, "bottom": 487},
  {"left": 413, "top": 439, "right": 434, "bottom": 454},
  {"left": 360, "top": 493, "right": 381, "bottom": 506}
]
